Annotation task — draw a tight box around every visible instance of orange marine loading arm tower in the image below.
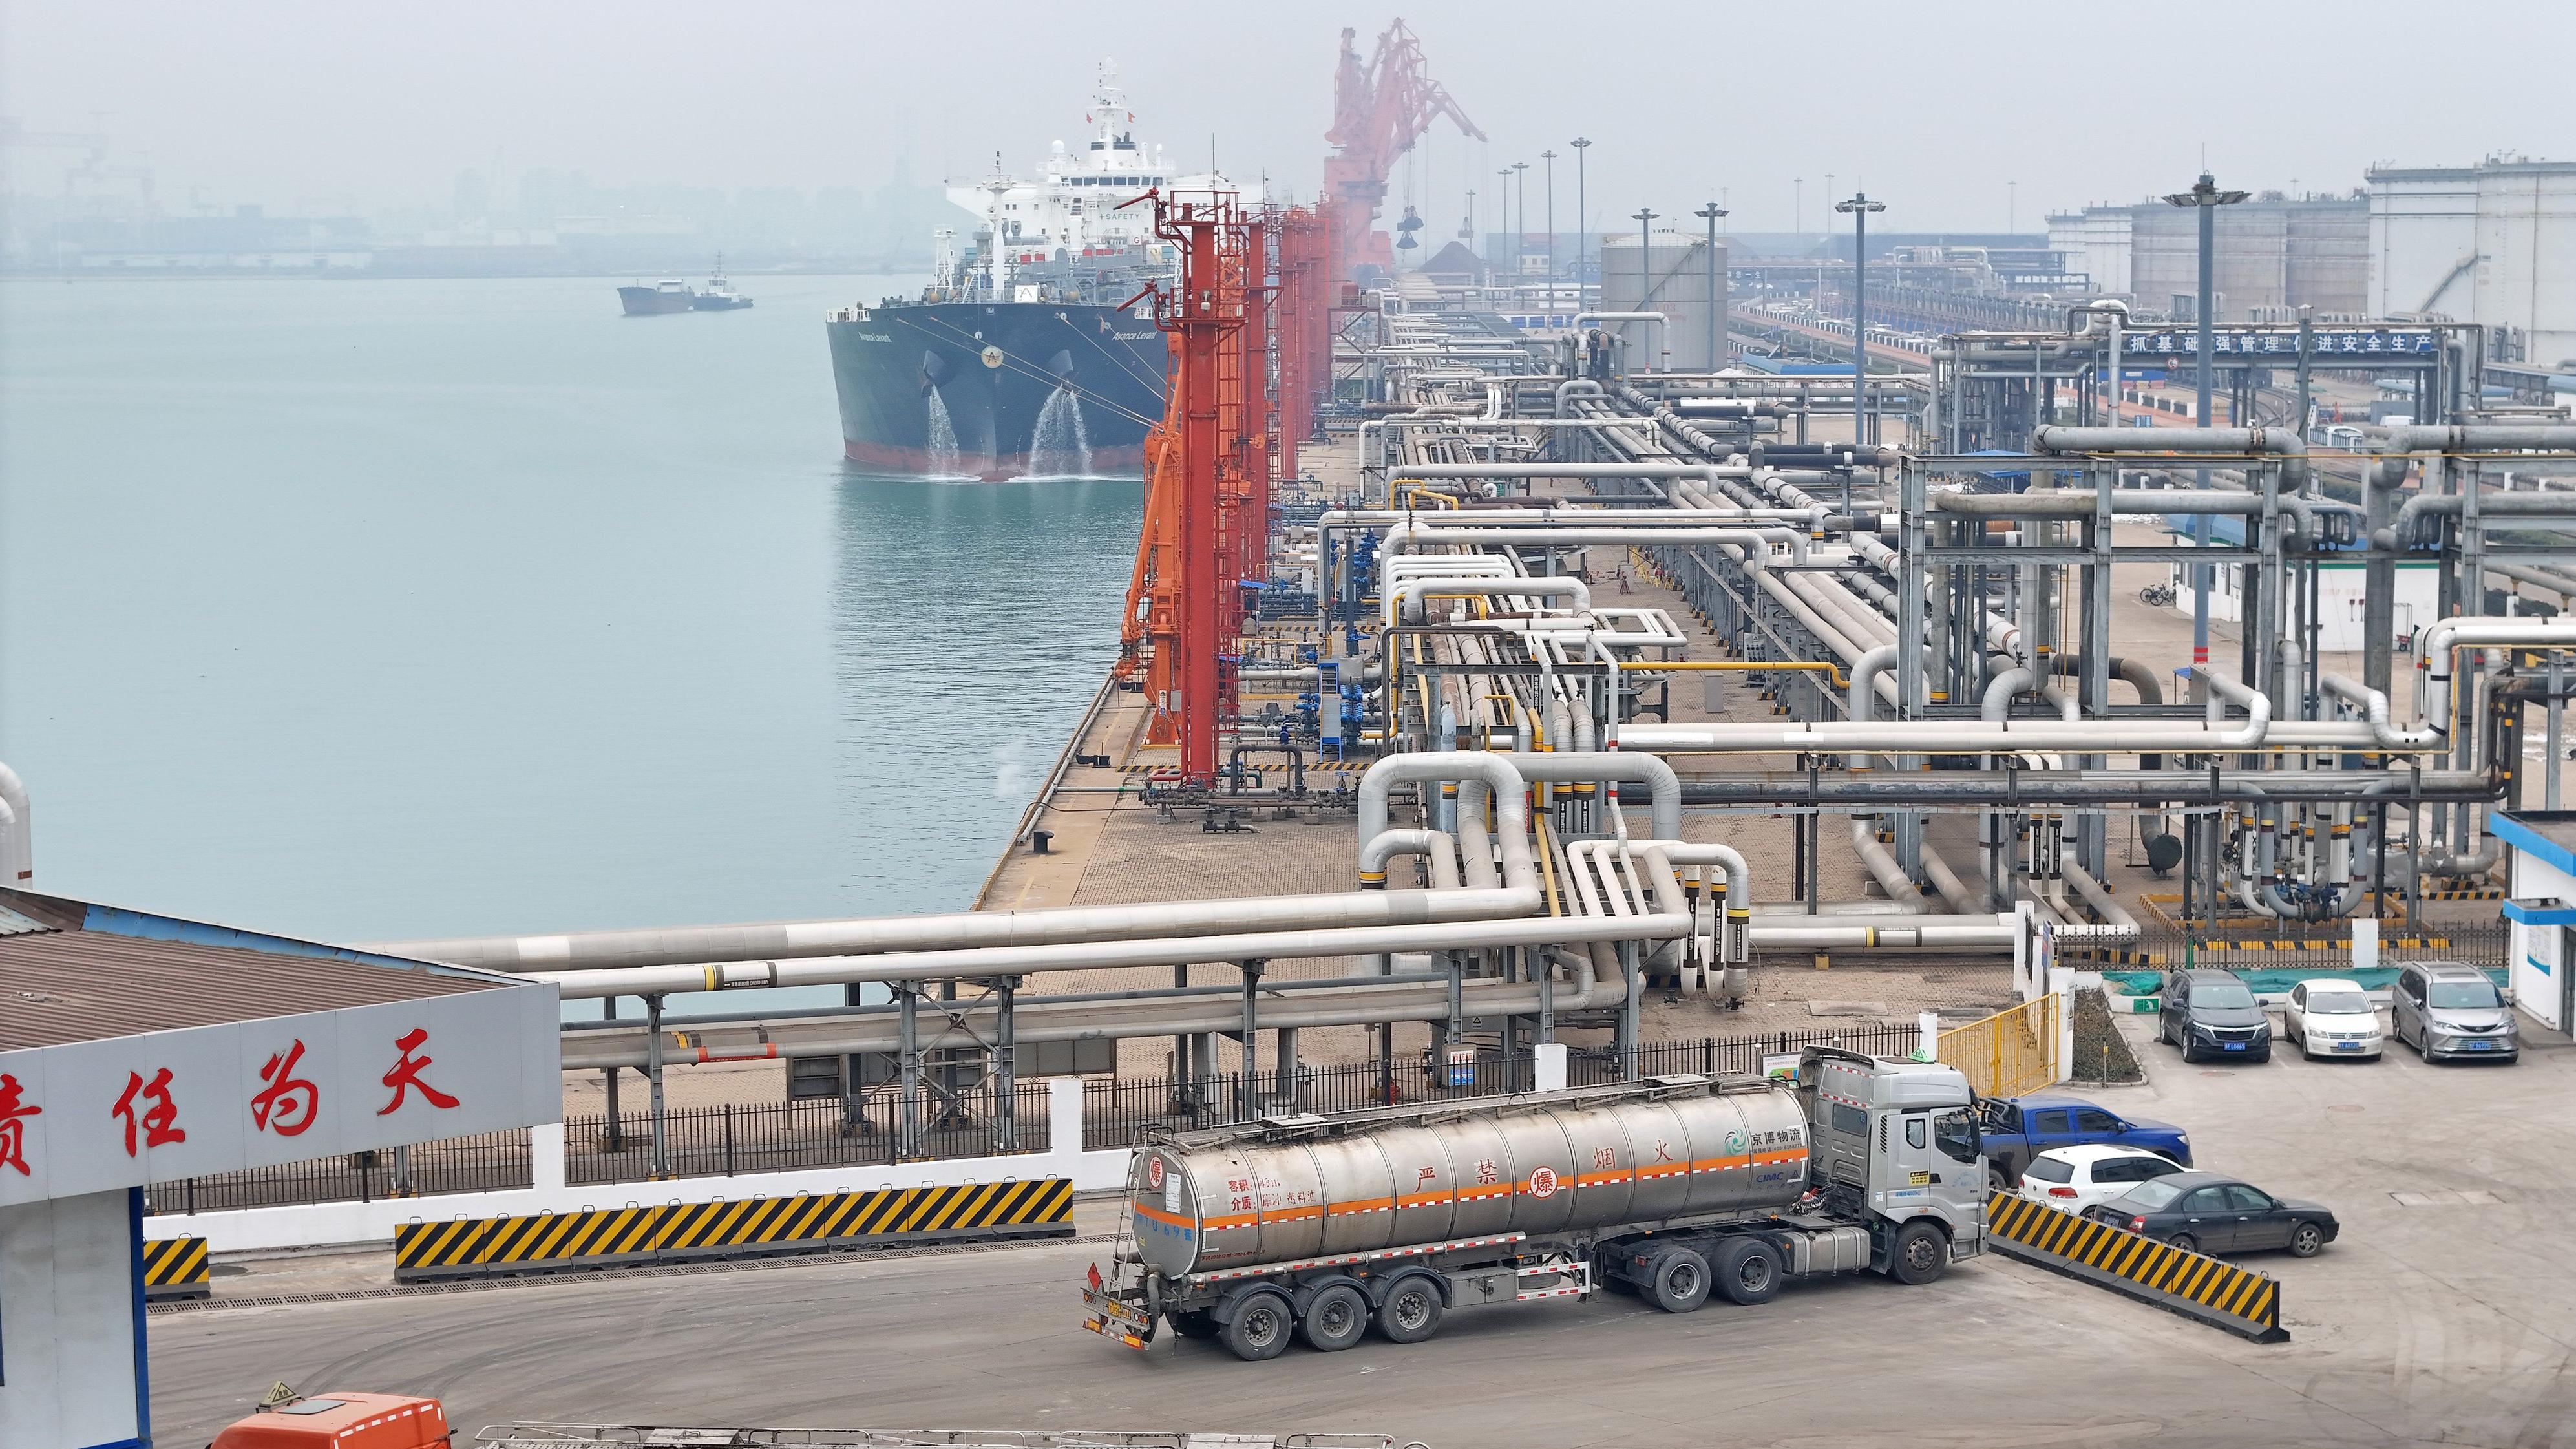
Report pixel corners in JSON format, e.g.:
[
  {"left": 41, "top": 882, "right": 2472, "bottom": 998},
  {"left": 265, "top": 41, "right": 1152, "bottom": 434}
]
[{"left": 1324, "top": 20, "right": 1486, "bottom": 286}]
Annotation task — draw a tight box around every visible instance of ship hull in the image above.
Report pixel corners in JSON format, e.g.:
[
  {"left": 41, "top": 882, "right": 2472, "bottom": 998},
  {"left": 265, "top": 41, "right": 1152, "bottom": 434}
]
[
  {"left": 620, "top": 286, "right": 695, "bottom": 315},
  {"left": 827, "top": 301, "right": 1168, "bottom": 480}
]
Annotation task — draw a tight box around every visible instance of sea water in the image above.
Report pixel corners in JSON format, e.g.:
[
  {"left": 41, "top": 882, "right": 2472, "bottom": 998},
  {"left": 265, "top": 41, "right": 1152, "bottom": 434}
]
[{"left": 0, "top": 272, "right": 1142, "bottom": 1011}]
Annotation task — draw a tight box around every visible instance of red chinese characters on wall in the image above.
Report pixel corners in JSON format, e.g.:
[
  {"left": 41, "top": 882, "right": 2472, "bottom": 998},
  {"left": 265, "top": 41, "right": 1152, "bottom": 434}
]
[
  {"left": 250, "top": 1040, "right": 321, "bottom": 1137},
  {"left": 111, "top": 1067, "right": 186, "bottom": 1156},
  {"left": 0, "top": 1072, "right": 38, "bottom": 1176},
  {"left": 378, "top": 1028, "right": 461, "bottom": 1116}
]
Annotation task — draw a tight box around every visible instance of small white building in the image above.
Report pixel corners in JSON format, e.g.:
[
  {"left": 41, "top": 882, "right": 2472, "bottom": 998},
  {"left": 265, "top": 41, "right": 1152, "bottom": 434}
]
[
  {"left": 2495, "top": 811, "right": 2576, "bottom": 1033},
  {"left": 2156, "top": 513, "right": 2443, "bottom": 652}
]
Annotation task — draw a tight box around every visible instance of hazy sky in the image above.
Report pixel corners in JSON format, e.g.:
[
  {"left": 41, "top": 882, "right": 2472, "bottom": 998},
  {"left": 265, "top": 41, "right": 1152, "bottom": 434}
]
[{"left": 5, "top": 0, "right": 2571, "bottom": 233}]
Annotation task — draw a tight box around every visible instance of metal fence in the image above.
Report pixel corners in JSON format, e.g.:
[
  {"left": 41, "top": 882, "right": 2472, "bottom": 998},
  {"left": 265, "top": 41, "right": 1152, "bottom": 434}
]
[
  {"left": 145, "top": 1080, "right": 1055, "bottom": 1212},
  {"left": 147, "top": 1128, "right": 533, "bottom": 1216},
  {"left": 565, "top": 1081, "right": 1055, "bottom": 1186},
  {"left": 1937, "top": 997, "right": 2060, "bottom": 1099},
  {"left": 1081, "top": 1026, "right": 1924, "bottom": 1152},
  {"left": 2133, "top": 920, "right": 2507, "bottom": 976}
]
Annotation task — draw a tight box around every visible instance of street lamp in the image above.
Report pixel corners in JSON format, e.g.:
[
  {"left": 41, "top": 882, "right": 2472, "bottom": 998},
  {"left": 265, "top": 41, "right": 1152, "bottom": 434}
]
[
  {"left": 1540, "top": 150, "right": 1557, "bottom": 309},
  {"left": 1694, "top": 200, "right": 1728, "bottom": 369},
  {"left": 1834, "top": 192, "right": 1886, "bottom": 452},
  {"left": 1571, "top": 138, "right": 1591, "bottom": 306},
  {"left": 1632, "top": 206, "right": 1658, "bottom": 372},
  {"left": 1513, "top": 160, "right": 1529, "bottom": 288},
  {"left": 2164, "top": 171, "right": 2250, "bottom": 675},
  {"left": 1499, "top": 167, "right": 1515, "bottom": 280}
]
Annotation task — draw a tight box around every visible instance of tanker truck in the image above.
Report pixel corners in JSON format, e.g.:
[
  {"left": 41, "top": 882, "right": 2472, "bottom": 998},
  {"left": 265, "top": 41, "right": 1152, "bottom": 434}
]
[{"left": 1081, "top": 1047, "right": 1986, "bottom": 1360}]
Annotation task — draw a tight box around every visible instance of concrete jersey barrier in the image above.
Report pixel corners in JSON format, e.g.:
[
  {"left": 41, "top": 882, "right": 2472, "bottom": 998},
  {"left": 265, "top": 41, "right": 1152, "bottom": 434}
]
[
  {"left": 1984, "top": 1191, "right": 2285, "bottom": 1343},
  {"left": 394, "top": 1178, "right": 1075, "bottom": 1282}
]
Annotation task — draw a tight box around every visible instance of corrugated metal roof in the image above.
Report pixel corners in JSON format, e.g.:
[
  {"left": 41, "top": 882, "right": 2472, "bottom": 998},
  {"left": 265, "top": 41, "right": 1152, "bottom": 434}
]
[
  {"left": 1, "top": 929, "right": 498, "bottom": 1052},
  {"left": 0, "top": 904, "right": 49, "bottom": 936}
]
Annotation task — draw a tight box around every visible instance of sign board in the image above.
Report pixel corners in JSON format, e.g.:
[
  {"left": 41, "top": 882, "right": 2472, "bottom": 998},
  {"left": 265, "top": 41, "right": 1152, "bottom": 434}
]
[
  {"left": 1759, "top": 1052, "right": 1802, "bottom": 1082},
  {"left": 1445, "top": 1046, "right": 1477, "bottom": 1087},
  {"left": 0, "top": 984, "right": 558, "bottom": 1207}
]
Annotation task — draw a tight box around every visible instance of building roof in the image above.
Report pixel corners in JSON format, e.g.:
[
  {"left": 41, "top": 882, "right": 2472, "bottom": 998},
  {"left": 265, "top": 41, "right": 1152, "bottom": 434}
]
[
  {"left": 0, "top": 887, "right": 505, "bottom": 1052},
  {"left": 2493, "top": 810, "right": 2576, "bottom": 878}
]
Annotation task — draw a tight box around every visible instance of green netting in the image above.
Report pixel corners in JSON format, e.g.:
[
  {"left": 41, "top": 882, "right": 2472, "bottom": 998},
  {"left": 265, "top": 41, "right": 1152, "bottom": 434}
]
[{"left": 2098, "top": 964, "right": 2502, "bottom": 997}]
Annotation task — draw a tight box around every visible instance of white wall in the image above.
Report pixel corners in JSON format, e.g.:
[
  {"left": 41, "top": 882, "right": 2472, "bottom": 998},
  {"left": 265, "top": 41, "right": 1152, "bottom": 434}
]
[
  {"left": 2369, "top": 169, "right": 2478, "bottom": 319},
  {"left": 2370, "top": 162, "right": 2576, "bottom": 368},
  {"left": 159, "top": 1078, "right": 1131, "bottom": 1255},
  {"left": 2158, "top": 559, "right": 2438, "bottom": 651},
  {"left": 0, "top": 1189, "right": 142, "bottom": 1449},
  {"left": 2507, "top": 849, "right": 2576, "bottom": 1033}
]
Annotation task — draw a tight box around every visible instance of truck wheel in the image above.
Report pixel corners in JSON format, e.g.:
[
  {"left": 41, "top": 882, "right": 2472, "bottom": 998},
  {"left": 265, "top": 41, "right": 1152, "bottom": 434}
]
[
  {"left": 1217, "top": 1290, "right": 1293, "bottom": 1362},
  {"left": 1165, "top": 1309, "right": 1219, "bottom": 1340},
  {"left": 1714, "top": 1240, "right": 1782, "bottom": 1306},
  {"left": 1299, "top": 1284, "right": 1369, "bottom": 1352},
  {"left": 1647, "top": 1247, "right": 1711, "bottom": 1313},
  {"left": 1373, "top": 1276, "right": 1444, "bottom": 1344},
  {"left": 1886, "top": 1220, "right": 1948, "bottom": 1285}
]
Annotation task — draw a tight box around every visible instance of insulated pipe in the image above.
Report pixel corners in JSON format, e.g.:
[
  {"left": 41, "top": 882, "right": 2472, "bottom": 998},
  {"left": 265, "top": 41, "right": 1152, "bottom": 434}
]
[
  {"left": 1980, "top": 669, "right": 2034, "bottom": 722},
  {"left": 2318, "top": 673, "right": 2440, "bottom": 750},
  {"left": 1554, "top": 378, "right": 1606, "bottom": 415},
  {"left": 1357, "top": 752, "right": 1538, "bottom": 895},
  {"left": 1619, "top": 666, "right": 2270, "bottom": 753},
  {"left": 1492, "top": 752, "right": 1682, "bottom": 841},
  {"left": 2030, "top": 424, "right": 2309, "bottom": 489},
  {"left": 529, "top": 903, "right": 1694, "bottom": 1001},
  {"left": 2377, "top": 492, "right": 2576, "bottom": 550},
  {"left": 1378, "top": 524, "right": 1812, "bottom": 568},
  {"left": 2060, "top": 854, "right": 2141, "bottom": 942},
  {"left": 1385, "top": 576, "right": 1592, "bottom": 628},
  {"left": 1360, "top": 829, "right": 1462, "bottom": 892},
  {"left": 1850, "top": 818, "right": 1927, "bottom": 911},
  {"left": 2417, "top": 618, "right": 2576, "bottom": 740}
]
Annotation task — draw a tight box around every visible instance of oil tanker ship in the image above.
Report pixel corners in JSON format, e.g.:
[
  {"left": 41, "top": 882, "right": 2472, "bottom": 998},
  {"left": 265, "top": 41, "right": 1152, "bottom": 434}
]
[{"left": 826, "top": 65, "right": 1254, "bottom": 480}]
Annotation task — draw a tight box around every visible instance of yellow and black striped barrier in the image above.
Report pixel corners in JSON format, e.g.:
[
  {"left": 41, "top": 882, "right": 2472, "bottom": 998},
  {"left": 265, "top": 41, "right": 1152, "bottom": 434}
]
[
  {"left": 1985, "top": 1192, "right": 2285, "bottom": 1344},
  {"left": 394, "top": 1178, "right": 1075, "bottom": 1283},
  {"left": 142, "top": 1236, "right": 211, "bottom": 1302}
]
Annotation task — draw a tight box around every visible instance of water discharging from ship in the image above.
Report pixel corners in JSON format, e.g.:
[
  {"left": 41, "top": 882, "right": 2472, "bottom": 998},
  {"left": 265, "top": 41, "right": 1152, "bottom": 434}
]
[
  {"left": 924, "top": 388, "right": 965, "bottom": 477},
  {"left": 1028, "top": 388, "right": 1092, "bottom": 478}
]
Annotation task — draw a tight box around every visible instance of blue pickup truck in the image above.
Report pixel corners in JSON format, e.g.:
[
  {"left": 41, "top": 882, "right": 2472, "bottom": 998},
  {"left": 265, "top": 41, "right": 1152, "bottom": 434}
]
[{"left": 1974, "top": 1094, "right": 2193, "bottom": 1189}]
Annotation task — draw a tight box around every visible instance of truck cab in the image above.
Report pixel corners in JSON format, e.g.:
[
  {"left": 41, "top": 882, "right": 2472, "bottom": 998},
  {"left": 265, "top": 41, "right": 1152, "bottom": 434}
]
[
  {"left": 211, "top": 1391, "right": 451, "bottom": 1449},
  {"left": 1799, "top": 1049, "right": 1987, "bottom": 1276}
]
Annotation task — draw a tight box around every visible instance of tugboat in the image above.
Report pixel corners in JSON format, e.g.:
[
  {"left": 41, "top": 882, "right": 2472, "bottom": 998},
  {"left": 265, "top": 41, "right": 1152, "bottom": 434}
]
[
  {"left": 692, "top": 255, "right": 754, "bottom": 310},
  {"left": 618, "top": 279, "right": 696, "bottom": 315}
]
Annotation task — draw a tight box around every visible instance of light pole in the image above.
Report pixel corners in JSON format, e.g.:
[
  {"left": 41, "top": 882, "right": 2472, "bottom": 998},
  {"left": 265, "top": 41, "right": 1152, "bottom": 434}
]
[
  {"left": 1835, "top": 192, "right": 1886, "bottom": 453},
  {"left": 2164, "top": 171, "right": 2249, "bottom": 678},
  {"left": 1499, "top": 167, "right": 1515, "bottom": 279},
  {"left": 1541, "top": 149, "right": 1557, "bottom": 308},
  {"left": 1632, "top": 206, "right": 1658, "bottom": 372},
  {"left": 1793, "top": 177, "right": 1802, "bottom": 235},
  {"left": 1513, "top": 160, "right": 1529, "bottom": 287},
  {"left": 1694, "top": 200, "right": 1727, "bottom": 369},
  {"left": 1571, "top": 138, "right": 1591, "bottom": 306},
  {"left": 2008, "top": 179, "right": 2018, "bottom": 234}
]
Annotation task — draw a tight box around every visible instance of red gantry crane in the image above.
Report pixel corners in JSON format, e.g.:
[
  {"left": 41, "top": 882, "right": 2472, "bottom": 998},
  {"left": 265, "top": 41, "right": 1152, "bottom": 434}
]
[{"left": 1322, "top": 20, "right": 1485, "bottom": 287}]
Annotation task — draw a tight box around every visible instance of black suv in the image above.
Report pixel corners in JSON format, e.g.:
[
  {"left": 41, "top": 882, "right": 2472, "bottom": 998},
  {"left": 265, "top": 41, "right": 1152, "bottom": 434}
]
[{"left": 2157, "top": 968, "right": 2273, "bottom": 1063}]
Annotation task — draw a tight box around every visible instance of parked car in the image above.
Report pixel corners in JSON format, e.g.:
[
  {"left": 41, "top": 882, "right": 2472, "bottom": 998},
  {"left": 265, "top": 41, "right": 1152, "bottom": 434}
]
[
  {"left": 1973, "top": 1094, "right": 2191, "bottom": 1189},
  {"left": 2015, "top": 1144, "right": 2190, "bottom": 1212},
  {"left": 2157, "top": 968, "right": 2274, "bottom": 1062},
  {"left": 2392, "top": 962, "right": 2519, "bottom": 1063},
  {"left": 2081, "top": 1170, "right": 2339, "bottom": 1258},
  {"left": 2285, "top": 977, "right": 2385, "bottom": 1059}
]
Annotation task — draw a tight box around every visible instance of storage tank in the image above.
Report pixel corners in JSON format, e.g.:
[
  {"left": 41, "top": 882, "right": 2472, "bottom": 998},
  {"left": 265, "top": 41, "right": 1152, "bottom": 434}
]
[
  {"left": 1597, "top": 231, "right": 1727, "bottom": 370},
  {"left": 1128, "top": 1076, "right": 1810, "bottom": 1278}
]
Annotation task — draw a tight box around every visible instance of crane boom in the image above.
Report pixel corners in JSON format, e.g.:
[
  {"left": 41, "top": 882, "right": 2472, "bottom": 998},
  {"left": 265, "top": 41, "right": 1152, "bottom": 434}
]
[{"left": 1321, "top": 20, "right": 1484, "bottom": 286}]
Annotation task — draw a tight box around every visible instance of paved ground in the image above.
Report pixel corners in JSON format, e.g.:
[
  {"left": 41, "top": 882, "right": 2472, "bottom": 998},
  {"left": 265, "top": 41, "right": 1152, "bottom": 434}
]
[{"left": 156, "top": 1015, "right": 2575, "bottom": 1448}]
